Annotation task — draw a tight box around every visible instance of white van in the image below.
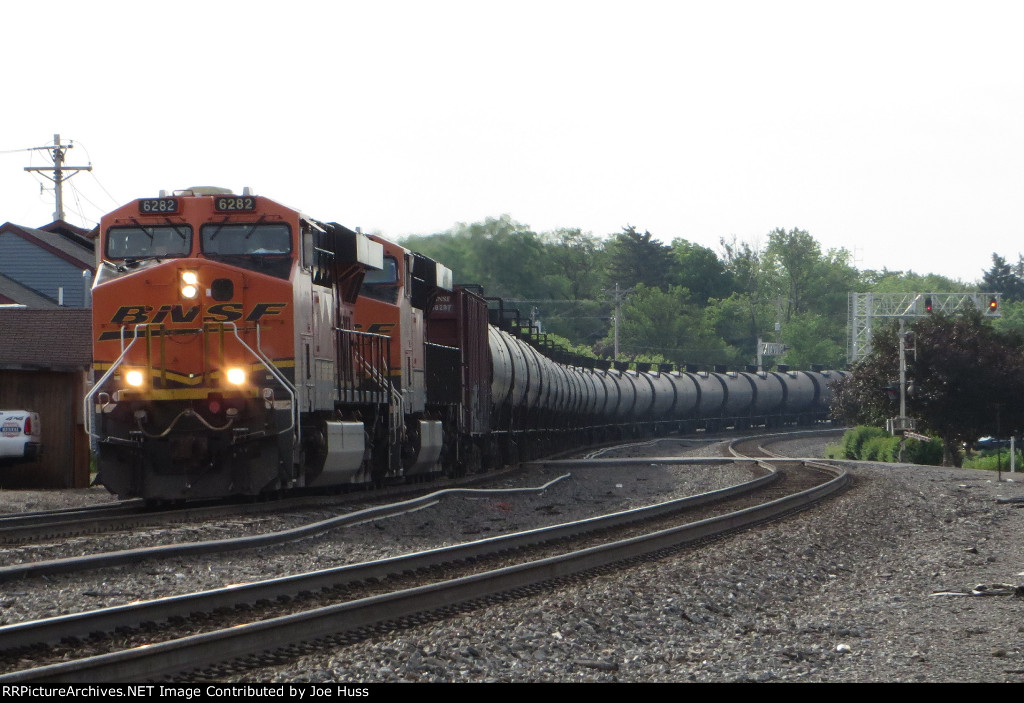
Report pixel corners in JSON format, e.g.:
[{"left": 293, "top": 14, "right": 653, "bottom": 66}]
[{"left": 0, "top": 411, "right": 41, "bottom": 463}]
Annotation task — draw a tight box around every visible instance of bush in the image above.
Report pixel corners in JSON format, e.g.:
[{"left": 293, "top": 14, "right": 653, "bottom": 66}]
[
  {"left": 963, "top": 450, "right": 1024, "bottom": 471},
  {"left": 903, "top": 437, "right": 944, "bottom": 465},
  {"left": 861, "top": 435, "right": 899, "bottom": 462},
  {"left": 840, "top": 426, "right": 889, "bottom": 459},
  {"left": 836, "top": 426, "right": 944, "bottom": 465}
]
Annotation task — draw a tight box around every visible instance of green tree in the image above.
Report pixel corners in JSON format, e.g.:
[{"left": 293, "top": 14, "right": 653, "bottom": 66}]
[
  {"left": 669, "top": 238, "right": 732, "bottom": 304},
  {"left": 597, "top": 285, "right": 737, "bottom": 367},
  {"left": 544, "top": 228, "right": 607, "bottom": 300},
  {"left": 606, "top": 226, "right": 674, "bottom": 291},
  {"left": 764, "top": 228, "right": 822, "bottom": 320},
  {"left": 402, "top": 215, "right": 554, "bottom": 300},
  {"left": 859, "top": 268, "right": 968, "bottom": 294},
  {"left": 706, "top": 292, "right": 774, "bottom": 365},
  {"left": 982, "top": 253, "right": 1024, "bottom": 302},
  {"left": 719, "top": 236, "right": 770, "bottom": 351},
  {"left": 778, "top": 312, "right": 847, "bottom": 369},
  {"left": 833, "top": 312, "right": 1024, "bottom": 466}
]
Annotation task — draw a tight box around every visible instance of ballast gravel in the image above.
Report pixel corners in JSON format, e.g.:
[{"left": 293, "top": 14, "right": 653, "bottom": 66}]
[{"left": 4, "top": 434, "right": 1024, "bottom": 682}]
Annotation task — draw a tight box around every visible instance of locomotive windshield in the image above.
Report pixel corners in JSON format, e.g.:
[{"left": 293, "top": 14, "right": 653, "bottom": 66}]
[
  {"left": 200, "top": 223, "right": 292, "bottom": 255},
  {"left": 362, "top": 256, "right": 398, "bottom": 284},
  {"left": 360, "top": 256, "right": 400, "bottom": 303},
  {"left": 106, "top": 224, "right": 192, "bottom": 259}
]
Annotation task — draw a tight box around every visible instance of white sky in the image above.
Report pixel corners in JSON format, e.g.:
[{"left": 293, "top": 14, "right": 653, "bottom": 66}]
[{"left": 2, "top": 0, "right": 1021, "bottom": 284}]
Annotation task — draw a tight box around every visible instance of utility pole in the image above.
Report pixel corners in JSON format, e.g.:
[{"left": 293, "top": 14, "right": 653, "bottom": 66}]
[
  {"left": 604, "top": 283, "right": 633, "bottom": 361},
  {"left": 24, "top": 134, "right": 91, "bottom": 222}
]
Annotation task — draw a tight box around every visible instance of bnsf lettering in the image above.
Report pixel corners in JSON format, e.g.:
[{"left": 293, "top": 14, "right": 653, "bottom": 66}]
[
  {"left": 204, "top": 303, "right": 244, "bottom": 322},
  {"left": 110, "top": 303, "right": 287, "bottom": 325},
  {"left": 111, "top": 306, "right": 152, "bottom": 324},
  {"left": 152, "top": 305, "right": 201, "bottom": 323},
  {"left": 245, "top": 303, "right": 287, "bottom": 321}
]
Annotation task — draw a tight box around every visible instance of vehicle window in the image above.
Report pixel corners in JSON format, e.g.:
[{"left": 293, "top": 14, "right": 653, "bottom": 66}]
[
  {"left": 200, "top": 223, "right": 292, "bottom": 256},
  {"left": 107, "top": 225, "right": 192, "bottom": 259},
  {"left": 362, "top": 257, "right": 398, "bottom": 284},
  {"left": 360, "top": 256, "right": 400, "bottom": 303}
]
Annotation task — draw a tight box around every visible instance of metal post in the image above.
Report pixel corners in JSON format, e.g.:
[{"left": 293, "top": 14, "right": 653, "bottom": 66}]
[
  {"left": 898, "top": 318, "right": 907, "bottom": 462},
  {"left": 899, "top": 318, "right": 907, "bottom": 420}
]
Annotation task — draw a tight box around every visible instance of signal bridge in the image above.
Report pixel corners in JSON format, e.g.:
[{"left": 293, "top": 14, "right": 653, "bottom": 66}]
[{"left": 848, "top": 292, "right": 1001, "bottom": 364}]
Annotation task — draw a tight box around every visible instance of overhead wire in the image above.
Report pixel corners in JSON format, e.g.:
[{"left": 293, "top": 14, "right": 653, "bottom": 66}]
[
  {"left": 65, "top": 181, "right": 100, "bottom": 228},
  {"left": 73, "top": 140, "right": 121, "bottom": 208}
]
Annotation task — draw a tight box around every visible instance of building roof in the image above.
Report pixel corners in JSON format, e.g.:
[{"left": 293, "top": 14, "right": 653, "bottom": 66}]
[
  {"left": 0, "top": 274, "right": 60, "bottom": 308},
  {"left": 0, "top": 308, "right": 91, "bottom": 371},
  {"left": 39, "top": 219, "right": 96, "bottom": 244},
  {"left": 0, "top": 222, "right": 95, "bottom": 271}
]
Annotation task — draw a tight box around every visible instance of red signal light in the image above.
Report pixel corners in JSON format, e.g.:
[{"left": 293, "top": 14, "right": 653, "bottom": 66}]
[{"left": 990, "top": 297, "right": 998, "bottom": 312}]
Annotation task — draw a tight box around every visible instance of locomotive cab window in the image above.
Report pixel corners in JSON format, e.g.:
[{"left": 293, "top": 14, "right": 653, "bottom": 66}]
[
  {"left": 200, "top": 222, "right": 293, "bottom": 279},
  {"left": 201, "top": 223, "right": 292, "bottom": 256},
  {"left": 359, "top": 256, "right": 400, "bottom": 303},
  {"left": 106, "top": 225, "right": 192, "bottom": 259}
]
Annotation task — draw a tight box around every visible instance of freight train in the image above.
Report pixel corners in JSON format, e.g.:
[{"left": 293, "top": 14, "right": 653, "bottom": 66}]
[{"left": 85, "top": 188, "right": 843, "bottom": 502}]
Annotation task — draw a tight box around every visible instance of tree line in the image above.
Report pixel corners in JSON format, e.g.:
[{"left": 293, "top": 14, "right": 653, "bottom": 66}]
[{"left": 399, "top": 216, "right": 998, "bottom": 370}]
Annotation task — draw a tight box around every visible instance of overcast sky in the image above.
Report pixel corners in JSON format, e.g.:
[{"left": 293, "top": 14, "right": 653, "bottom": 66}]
[{"left": 2, "top": 0, "right": 1021, "bottom": 284}]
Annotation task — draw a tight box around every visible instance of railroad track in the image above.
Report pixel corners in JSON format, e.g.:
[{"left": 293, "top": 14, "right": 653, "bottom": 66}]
[
  {"left": 0, "top": 467, "right": 528, "bottom": 547},
  {"left": 0, "top": 429, "right": 848, "bottom": 682}
]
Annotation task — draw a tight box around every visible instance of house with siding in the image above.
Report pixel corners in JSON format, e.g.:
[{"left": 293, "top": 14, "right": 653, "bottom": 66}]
[
  {"left": 0, "top": 220, "right": 95, "bottom": 307},
  {"left": 0, "top": 220, "right": 96, "bottom": 488}
]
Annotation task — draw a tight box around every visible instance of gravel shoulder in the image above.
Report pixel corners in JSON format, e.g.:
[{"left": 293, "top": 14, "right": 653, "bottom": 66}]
[
  {"left": 259, "top": 441, "right": 1024, "bottom": 683},
  {"left": 6, "top": 434, "right": 1024, "bottom": 682}
]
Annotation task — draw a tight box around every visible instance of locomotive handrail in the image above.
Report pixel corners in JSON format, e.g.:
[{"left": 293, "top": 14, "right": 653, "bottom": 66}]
[
  {"left": 226, "top": 322, "right": 297, "bottom": 441},
  {"left": 253, "top": 324, "right": 297, "bottom": 396},
  {"left": 83, "top": 324, "right": 145, "bottom": 440}
]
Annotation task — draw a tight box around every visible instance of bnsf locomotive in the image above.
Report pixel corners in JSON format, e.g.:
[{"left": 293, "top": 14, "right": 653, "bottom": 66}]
[{"left": 86, "top": 188, "right": 843, "bottom": 502}]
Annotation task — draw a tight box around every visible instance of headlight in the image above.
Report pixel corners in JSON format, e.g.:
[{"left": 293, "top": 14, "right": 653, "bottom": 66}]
[
  {"left": 181, "top": 271, "right": 199, "bottom": 299},
  {"left": 226, "top": 367, "right": 247, "bottom": 385},
  {"left": 125, "top": 369, "right": 145, "bottom": 387}
]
